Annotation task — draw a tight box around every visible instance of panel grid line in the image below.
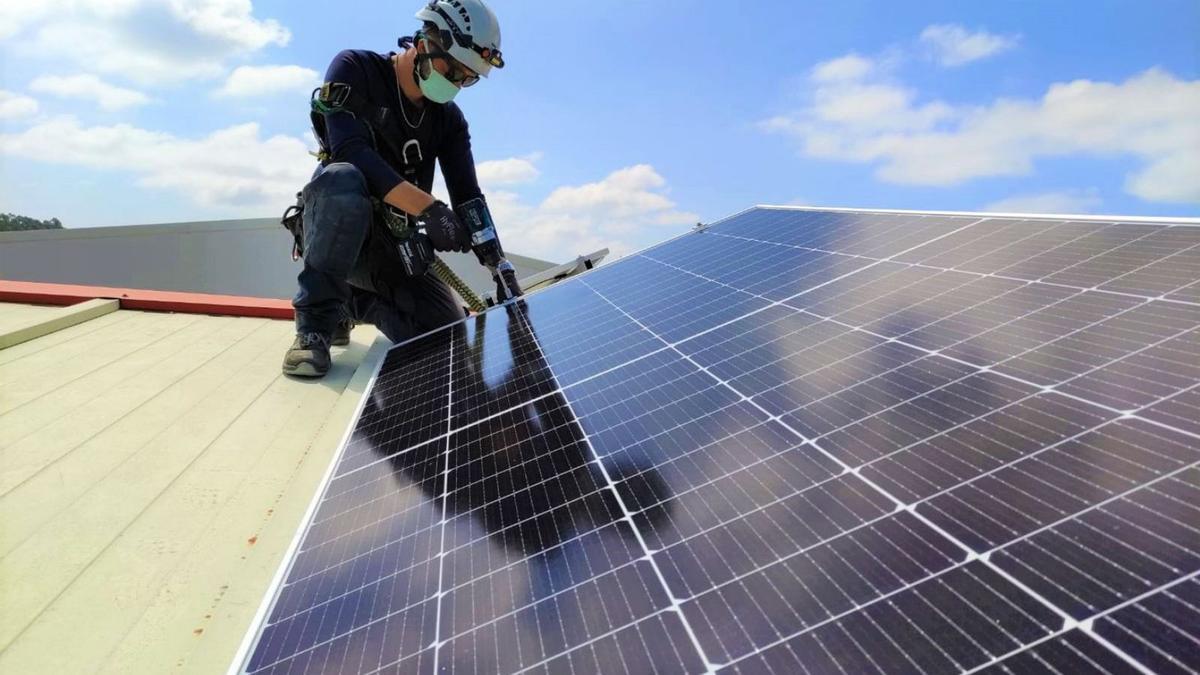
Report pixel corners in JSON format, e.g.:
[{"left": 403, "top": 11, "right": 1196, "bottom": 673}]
[
  {"left": 320, "top": 340, "right": 719, "bottom": 484},
  {"left": 607, "top": 235, "right": 1197, "bottom": 667},
  {"left": 640, "top": 248, "right": 1200, "bottom": 441},
  {"left": 431, "top": 338, "right": 456, "bottom": 672},
  {"left": 513, "top": 308, "right": 721, "bottom": 673},
  {"left": 260, "top": 431, "right": 872, "bottom": 635},
  {"left": 1101, "top": 242, "right": 1200, "bottom": 297},
  {"left": 668, "top": 434, "right": 1199, "bottom": 625},
  {"left": 700, "top": 228, "right": 1200, "bottom": 307},
  {"left": 760, "top": 203, "right": 1200, "bottom": 225},
  {"left": 505, "top": 607, "right": 677, "bottom": 675},
  {"left": 276, "top": 401, "right": 765, "bottom": 598},
  {"left": 711, "top": 458, "right": 1199, "bottom": 672},
  {"left": 989, "top": 222, "right": 1173, "bottom": 286},
  {"left": 962, "top": 569, "right": 1200, "bottom": 674},
  {"left": 244, "top": 345, "right": 453, "bottom": 675},
  {"left": 230, "top": 343, "right": 393, "bottom": 674},
  {"left": 801, "top": 308, "right": 1200, "bottom": 440},
  {"left": 580, "top": 276, "right": 1176, "bottom": 671},
  {"left": 239, "top": 207, "right": 1198, "bottom": 675},
  {"left": 710, "top": 211, "right": 1190, "bottom": 297}
]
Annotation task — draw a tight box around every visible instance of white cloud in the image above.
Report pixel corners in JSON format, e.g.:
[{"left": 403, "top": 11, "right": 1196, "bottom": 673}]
[
  {"left": 984, "top": 188, "right": 1102, "bottom": 214},
  {"left": 0, "top": 115, "right": 313, "bottom": 210},
  {"left": 764, "top": 66, "right": 1200, "bottom": 204},
  {"left": 0, "top": 4, "right": 52, "bottom": 41},
  {"left": 475, "top": 153, "right": 541, "bottom": 186},
  {"left": 818, "top": 82, "right": 954, "bottom": 132},
  {"left": 5, "top": 0, "right": 289, "bottom": 84},
  {"left": 542, "top": 165, "right": 681, "bottom": 223},
  {"left": 1126, "top": 151, "right": 1200, "bottom": 203},
  {"left": 919, "top": 24, "right": 1019, "bottom": 66},
  {"left": 215, "top": 64, "right": 319, "bottom": 97},
  {"left": 0, "top": 90, "right": 39, "bottom": 119},
  {"left": 0, "top": 117, "right": 692, "bottom": 258},
  {"left": 512, "top": 163, "right": 697, "bottom": 259},
  {"left": 812, "top": 54, "right": 875, "bottom": 83},
  {"left": 781, "top": 54, "right": 954, "bottom": 138},
  {"left": 438, "top": 159, "right": 696, "bottom": 261},
  {"left": 30, "top": 74, "right": 151, "bottom": 110}
]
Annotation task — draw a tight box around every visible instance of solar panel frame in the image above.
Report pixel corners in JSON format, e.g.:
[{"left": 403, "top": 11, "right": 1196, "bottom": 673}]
[
  {"left": 230, "top": 341, "right": 393, "bottom": 674},
  {"left": 232, "top": 205, "right": 1200, "bottom": 675}
]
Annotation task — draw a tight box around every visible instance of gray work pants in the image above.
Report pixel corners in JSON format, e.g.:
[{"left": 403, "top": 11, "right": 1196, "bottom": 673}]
[{"left": 291, "top": 162, "right": 465, "bottom": 343}]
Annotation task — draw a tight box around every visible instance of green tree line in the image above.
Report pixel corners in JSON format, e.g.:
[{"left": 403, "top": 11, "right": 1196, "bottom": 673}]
[{"left": 0, "top": 213, "right": 65, "bottom": 231}]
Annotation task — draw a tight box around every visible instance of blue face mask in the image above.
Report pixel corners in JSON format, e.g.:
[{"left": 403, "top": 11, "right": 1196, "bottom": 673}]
[{"left": 415, "top": 39, "right": 461, "bottom": 103}]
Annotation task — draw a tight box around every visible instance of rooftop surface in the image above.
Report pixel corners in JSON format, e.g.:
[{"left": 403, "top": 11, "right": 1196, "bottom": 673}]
[
  {"left": 0, "top": 303, "right": 389, "bottom": 673},
  {"left": 9, "top": 205, "right": 1194, "bottom": 673},
  {"left": 0, "top": 237, "right": 603, "bottom": 673}
]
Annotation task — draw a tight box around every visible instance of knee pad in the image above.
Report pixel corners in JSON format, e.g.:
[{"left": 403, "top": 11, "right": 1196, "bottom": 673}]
[
  {"left": 301, "top": 165, "right": 372, "bottom": 277},
  {"left": 309, "top": 162, "right": 368, "bottom": 198}
]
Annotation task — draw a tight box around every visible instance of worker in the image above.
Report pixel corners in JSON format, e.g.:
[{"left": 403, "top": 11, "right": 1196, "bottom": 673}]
[{"left": 283, "top": 0, "right": 507, "bottom": 378}]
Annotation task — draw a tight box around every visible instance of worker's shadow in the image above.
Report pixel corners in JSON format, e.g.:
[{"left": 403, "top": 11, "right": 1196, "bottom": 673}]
[{"left": 366, "top": 301, "right": 674, "bottom": 561}]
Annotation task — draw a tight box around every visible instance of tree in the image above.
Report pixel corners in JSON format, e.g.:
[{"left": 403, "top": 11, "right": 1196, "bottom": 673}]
[{"left": 0, "top": 213, "right": 65, "bottom": 231}]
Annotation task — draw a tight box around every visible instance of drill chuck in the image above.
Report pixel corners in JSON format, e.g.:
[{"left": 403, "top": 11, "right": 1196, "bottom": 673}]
[{"left": 454, "top": 196, "right": 524, "bottom": 305}]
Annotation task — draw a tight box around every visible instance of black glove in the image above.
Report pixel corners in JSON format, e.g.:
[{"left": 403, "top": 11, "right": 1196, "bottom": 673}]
[
  {"left": 419, "top": 200, "right": 471, "bottom": 252},
  {"left": 396, "top": 232, "right": 435, "bottom": 277}
]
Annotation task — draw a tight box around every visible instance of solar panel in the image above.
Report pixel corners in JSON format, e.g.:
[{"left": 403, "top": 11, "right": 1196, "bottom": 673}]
[{"left": 236, "top": 206, "right": 1200, "bottom": 674}]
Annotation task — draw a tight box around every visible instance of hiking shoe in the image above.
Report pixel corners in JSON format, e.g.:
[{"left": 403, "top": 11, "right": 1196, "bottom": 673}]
[
  {"left": 332, "top": 319, "right": 354, "bottom": 347},
  {"left": 282, "top": 332, "right": 331, "bottom": 378}
]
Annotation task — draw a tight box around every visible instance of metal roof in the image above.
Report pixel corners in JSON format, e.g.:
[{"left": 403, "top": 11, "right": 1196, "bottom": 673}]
[
  {"left": 0, "top": 303, "right": 390, "bottom": 673},
  {"left": 0, "top": 217, "right": 561, "bottom": 299}
]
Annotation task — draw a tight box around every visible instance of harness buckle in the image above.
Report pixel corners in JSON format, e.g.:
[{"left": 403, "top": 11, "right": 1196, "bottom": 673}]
[{"left": 311, "top": 82, "right": 352, "bottom": 114}]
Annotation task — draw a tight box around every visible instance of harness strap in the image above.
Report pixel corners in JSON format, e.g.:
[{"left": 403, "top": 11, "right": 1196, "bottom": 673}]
[{"left": 310, "top": 81, "right": 410, "bottom": 164}]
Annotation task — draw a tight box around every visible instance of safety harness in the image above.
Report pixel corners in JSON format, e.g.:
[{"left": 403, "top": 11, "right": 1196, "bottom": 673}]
[
  {"left": 281, "top": 74, "right": 492, "bottom": 311},
  {"left": 309, "top": 81, "right": 400, "bottom": 165},
  {"left": 282, "top": 77, "right": 419, "bottom": 261}
]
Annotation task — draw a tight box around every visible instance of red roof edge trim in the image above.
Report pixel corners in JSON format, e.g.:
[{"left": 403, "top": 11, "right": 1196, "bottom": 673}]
[{"left": 0, "top": 280, "right": 294, "bottom": 320}]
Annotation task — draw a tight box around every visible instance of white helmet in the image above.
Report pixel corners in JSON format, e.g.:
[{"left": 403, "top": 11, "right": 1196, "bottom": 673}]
[{"left": 414, "top": 0, "right": 504, "bottom": 78}]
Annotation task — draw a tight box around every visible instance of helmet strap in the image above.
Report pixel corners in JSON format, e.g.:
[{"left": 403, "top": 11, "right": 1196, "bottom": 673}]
[{"left": 412, "top": 35, "right": 432, "bottom": 82}]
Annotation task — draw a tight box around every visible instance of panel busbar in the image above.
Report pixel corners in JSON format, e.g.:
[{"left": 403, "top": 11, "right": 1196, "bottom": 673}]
[{"left": 240, "top": 207, "right": 1200, "bottom": 674}]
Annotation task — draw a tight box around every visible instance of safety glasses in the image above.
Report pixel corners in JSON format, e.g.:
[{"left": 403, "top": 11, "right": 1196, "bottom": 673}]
[
  {"left": 433, "top": 52, "right": 480, "bottom": 87},
  {"left": 420, "top": 40, "right": 480, "bottom": 87}
]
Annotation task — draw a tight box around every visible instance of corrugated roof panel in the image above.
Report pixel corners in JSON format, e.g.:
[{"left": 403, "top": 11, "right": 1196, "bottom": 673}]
[{"left": 0, "top": 307, "right": 388, "bottom": 673}]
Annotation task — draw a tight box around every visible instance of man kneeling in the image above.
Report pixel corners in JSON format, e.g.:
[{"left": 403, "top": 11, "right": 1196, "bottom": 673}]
[{"left": 285, "top": 0, "right": 507, "bottom": 377}]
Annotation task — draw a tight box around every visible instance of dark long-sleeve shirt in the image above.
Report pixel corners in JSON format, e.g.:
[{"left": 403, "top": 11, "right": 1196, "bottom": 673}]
[{"left": 321, "top": 49, "right": 483, "bottom": 210}]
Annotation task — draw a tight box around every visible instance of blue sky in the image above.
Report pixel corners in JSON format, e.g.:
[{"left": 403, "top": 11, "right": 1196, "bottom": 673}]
[{"left": 1, "top": 0, "right": 1197, "bottom": 260}]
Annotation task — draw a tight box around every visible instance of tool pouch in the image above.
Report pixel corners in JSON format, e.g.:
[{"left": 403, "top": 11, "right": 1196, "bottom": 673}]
[
  {"left": 281, "top": 192, "right": 305, "bottom": 261},
  {"left": 396, "top": 232, "right": 435, "bottom": 277},
  {"left": 371, "top": 201, "right": 433, "bottom": 278}
]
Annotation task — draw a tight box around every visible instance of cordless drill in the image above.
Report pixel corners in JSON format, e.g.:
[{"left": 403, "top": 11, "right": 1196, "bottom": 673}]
[
  {"left": 454, "top": 196, "right": 523, "bottom": 305},
  {"left": 382, "top": 195, "right": 522, "bottom": 312}
]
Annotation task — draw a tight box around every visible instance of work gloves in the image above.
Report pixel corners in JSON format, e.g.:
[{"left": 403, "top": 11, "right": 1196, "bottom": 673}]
[
  {"left": 396, "top": 232, "right": 436, "bottom": 277},
  {"left": 419, "top": 200, "right": 472, "bottom": 253}
]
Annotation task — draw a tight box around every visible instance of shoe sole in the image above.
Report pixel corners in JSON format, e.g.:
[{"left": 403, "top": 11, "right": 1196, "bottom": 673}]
[
  {"left": 282, "top": 362, "right": 329, "bottom": 378},
  {"left": 332, "top": 337, "right": 350, "bottom": 347}
]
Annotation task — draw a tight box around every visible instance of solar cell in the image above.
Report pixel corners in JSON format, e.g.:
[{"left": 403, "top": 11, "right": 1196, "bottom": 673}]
[
  {"left": 976, "top": 630, "right": 1141, "bottom": 674},
  {"left": 1094, "top": 576, "right": 1200, "bottom": 673},
  {"left": 236, "top": 207, "right": 1199, "bottom": 674}
]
